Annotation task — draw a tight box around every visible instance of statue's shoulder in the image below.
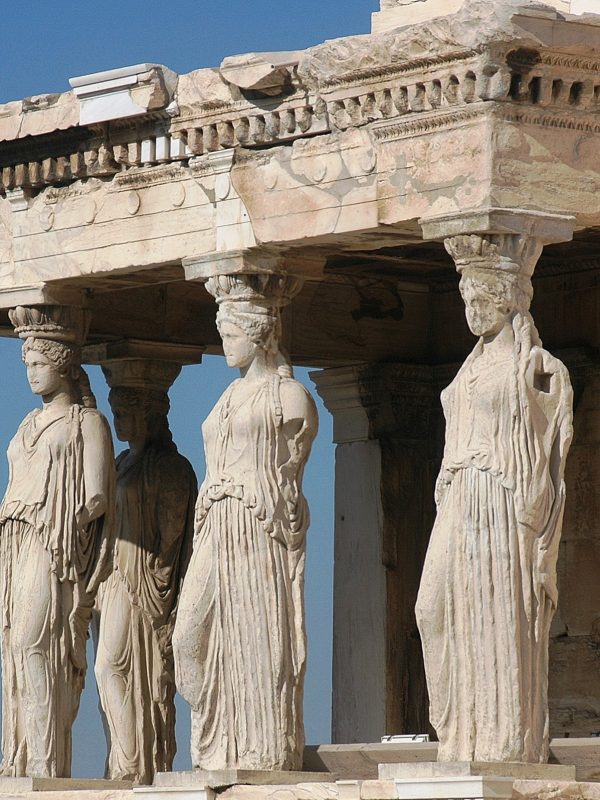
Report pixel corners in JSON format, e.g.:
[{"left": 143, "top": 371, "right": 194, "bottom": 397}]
[
  {"left": 79, "top": 406, "right": 112, "bottom": 436},
  {"left": 155, "top": 447, "right": 196, "bottom": 477},
  {"left": 279, "top": 377, "right": 318, "bottom": 430},
  {"left": 152, "top": 447, "right": 197, "bottom": 484},
  {"left": 19, "top": 409, "right": 39, "bottom": 427},
  {"left": 279, "top": 376, "right": 315, "bottom": 406}
]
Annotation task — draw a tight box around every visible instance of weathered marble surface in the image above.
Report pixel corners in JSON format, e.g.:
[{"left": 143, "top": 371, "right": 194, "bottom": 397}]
[
  {"left": 95, "top": 359, "right": 197, "bottom": 784},
  {"left": 416, "top": 235, "right": 573, "bottom": 762},
  {"left": 0, "top": 305, "right": 115, "bottom": 777},
  {"left": 173, "top": 274, "right": 318, "bottom": 770},
  {"left": 5, "top": 0, "right": 600, "bottom": 295}
]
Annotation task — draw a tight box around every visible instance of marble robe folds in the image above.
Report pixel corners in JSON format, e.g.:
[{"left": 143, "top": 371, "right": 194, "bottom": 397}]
[
  {"left": 417, "top": 323, "right": 573, "bottom": 763},
  {"left": 95, "top": 447, "right": 196, "bottom": 783},
  {"left": 0, "top": 407, "right": 114, "bottom": 777},
  {"left": 174, "top": 374, "right": 313, "bottom": 771}
]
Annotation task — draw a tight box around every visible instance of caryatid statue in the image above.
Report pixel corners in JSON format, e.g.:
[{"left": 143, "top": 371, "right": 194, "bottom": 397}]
[
  {"left": 94, "top": 359, "right": 197, "bottom": 784},
  {"left": 0, "top": 305, "right": 115, "bottom": 778},
  {"left": 173, "top": 273, "right": 318, "bottom": 771},
  {"left": 416, "top": 234, "right": 573, "bottom": 763}
]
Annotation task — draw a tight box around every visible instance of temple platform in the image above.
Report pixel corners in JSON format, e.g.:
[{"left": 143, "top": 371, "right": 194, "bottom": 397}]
[
  {"left": 0, "top": 776, "right": 132, "bottom": 793},
  {"left": 4, "top": 743, "right": 600, "bottom": 799},
  {"left": 305, "top": 740, "right": 600, "bottom": 781}
]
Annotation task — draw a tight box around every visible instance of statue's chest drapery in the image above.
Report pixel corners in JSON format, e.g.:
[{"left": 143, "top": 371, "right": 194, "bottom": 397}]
[
  {"left": 3, "top": 411, "right": 72, "bottom": 511},
  {"left": 202, "top": 380, "right": 274, "bottom": 486},
  {"left": 441, "top": 352, "right": 514, "bottom": 476}
]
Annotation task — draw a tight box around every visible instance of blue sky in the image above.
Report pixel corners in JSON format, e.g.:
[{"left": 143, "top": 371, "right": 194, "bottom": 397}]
[
  {"left": 1, "top": 0, "right": 379, "bottom": 778},
  {"left": 1, "top": 1, "right": 374, "bottom": 104}
]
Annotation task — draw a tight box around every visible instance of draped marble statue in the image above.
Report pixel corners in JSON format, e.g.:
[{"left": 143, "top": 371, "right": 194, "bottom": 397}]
[
  {"left": 0, "top": 305, "right": 115, "bottom": 778},
  {"left": 173, "top": 273, "right": 318, "bottom": 771},
  {"left": 95, "top": 359, "right": 197, "bottom": 784},
  {"left": 416, "top": 235, "right": 573, "bottom": 763}
]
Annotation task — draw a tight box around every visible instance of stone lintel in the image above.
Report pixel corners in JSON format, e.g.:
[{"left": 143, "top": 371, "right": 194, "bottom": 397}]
[
  {"left": 420, "top": 209, "right": 576, "bottom": 246},
  {"left": 306, "top": 739, "right": 600, "bottom": 781},
  {"left": 0, "top": 284, "right": 86, "bottom": 311},
  {"left": 151, "top": 770, "right": 331, "bottom": 789},
  {"left": 83, "top": 338, "right": 204, "bottom": 366},
  {"left": 135, "top": 789, "right": 215, "bottom": 800},
  {"left": 371, "top": 0, "right": 600, "bottom": 35},
  {"left": 379, "top": 761, "right": 576, "bottom": 781},
  {"left": 372, "top": 0, "right": 465, "bottom": 34},
  {"left": 183, "top": 249, "right": 322, "bottom": 282}
]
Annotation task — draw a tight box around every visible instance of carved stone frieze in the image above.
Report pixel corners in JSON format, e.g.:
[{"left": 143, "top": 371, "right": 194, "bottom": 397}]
[{"left": 5, "top": 15, "right": 600, "bottom": 203}]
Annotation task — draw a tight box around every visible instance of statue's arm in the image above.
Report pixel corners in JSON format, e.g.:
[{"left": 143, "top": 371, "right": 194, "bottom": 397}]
[
  {"left": 80, "top": 413, "right": 114, "bottom": 527},
  {"left": 525, "top": 347, "right": 574, "bottom": 479},
  {"left": 279, "top": 380, "right": 318, "bottom": 467}
]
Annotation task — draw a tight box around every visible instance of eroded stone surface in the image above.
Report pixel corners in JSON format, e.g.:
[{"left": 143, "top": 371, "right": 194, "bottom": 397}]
[
  {"left": 416, "top": 233, "right": 573, "bottom": 762},
  {"left": 173, "top": 274, "right": 318, "bottom": 770},
  {"left": 95, "top": 359, "right": 197, "bottom": 784},
  {"left": 0, "top": 306, "right": 115, "bottom": 777}
]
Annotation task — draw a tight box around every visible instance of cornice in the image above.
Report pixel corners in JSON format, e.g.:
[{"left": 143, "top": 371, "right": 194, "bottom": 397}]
[{"left": 4, "top": 41, "right": 600, "bottom": 200}]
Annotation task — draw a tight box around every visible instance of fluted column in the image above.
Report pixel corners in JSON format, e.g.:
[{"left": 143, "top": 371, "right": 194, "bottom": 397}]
[{"left": 312, "top": 363, "right": 438, "bottom": 743}]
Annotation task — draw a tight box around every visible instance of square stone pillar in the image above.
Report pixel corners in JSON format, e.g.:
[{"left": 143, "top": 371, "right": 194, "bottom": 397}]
[
  {"left": 550, "top": 351, "right": 600, "bottom": 736},
  {"left": 312, "top": 364, "right": 438, "bottom": 743}
]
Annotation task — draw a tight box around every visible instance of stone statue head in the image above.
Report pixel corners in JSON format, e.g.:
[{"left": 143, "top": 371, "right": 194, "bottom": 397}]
[
  {"left": 459, "top": 269, "right": 533, "bottom": 339},
  {"left": 216, "top": 302, "right": 292, "bottom": 377},
  {"left": 109, "top": 386, "right": 174, "bottom": 450},
  {"left": 21, "top": 337, "right": 96, "bottom": 407}
]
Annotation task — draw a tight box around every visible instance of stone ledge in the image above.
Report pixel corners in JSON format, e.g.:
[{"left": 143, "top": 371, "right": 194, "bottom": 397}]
[
  {"left": 379, "top": 762, "right": 576, "bottom": 781},
  {"left": 152, "top": 770, "right": 332, "bottom": 789},
  {"left": 0, "top": 777, "right": 132, "bottom": 793}
]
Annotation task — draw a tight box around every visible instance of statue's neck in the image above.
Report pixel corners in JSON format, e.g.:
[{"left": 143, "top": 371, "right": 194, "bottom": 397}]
[
  {"left": 481, "top": 320, "right": 514, "bottom": 357},
  {"left": 41, "top": 388, "right": 77, "bottom": 413},
  {"left": 239, "top": 350, "right": 273, "bottom": 381}
]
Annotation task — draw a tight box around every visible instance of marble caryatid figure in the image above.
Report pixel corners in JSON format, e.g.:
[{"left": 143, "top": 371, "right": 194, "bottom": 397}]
[
  {"left": 94, "top": 359, "right": 197, "bottom": 784},
  {"left": 416, "top": 235, "right": 573, "bottom": 763},
  {"left": 173, "top": 273, "right": 318, "bottom": 771},
  {"left": 0, "top": 305, "right": 115, "bottom": 778}
]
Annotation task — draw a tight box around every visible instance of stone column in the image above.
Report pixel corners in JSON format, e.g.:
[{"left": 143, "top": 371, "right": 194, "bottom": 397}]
[
  {"left": 312, "top": 363, "right": 438, "bottom": 743},
  {"left": 88, "top": 347, "right": 200, "bottom": 784},
  {"left": 175, "top": 250, "right": 317, "bottom": 772},
  {"left": 416, "top": 210, "right": 576, "bottom": 763},
  {"left": 0, "top": 303, "right": 115, "bottom": 778},
  {"left": 550, "top": 351, "right": 600, "bottom": 737}
]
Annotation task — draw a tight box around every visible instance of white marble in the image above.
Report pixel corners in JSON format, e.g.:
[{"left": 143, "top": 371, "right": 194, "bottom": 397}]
[
  {"left": 0, "top": 306, "right": 115, "bottom": 777},
  {"left": 416, "top": 235, "right": 573, "bottom": 762},
  {"left": 173, "top": 274, "right": 318, "bottom": 771}
]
